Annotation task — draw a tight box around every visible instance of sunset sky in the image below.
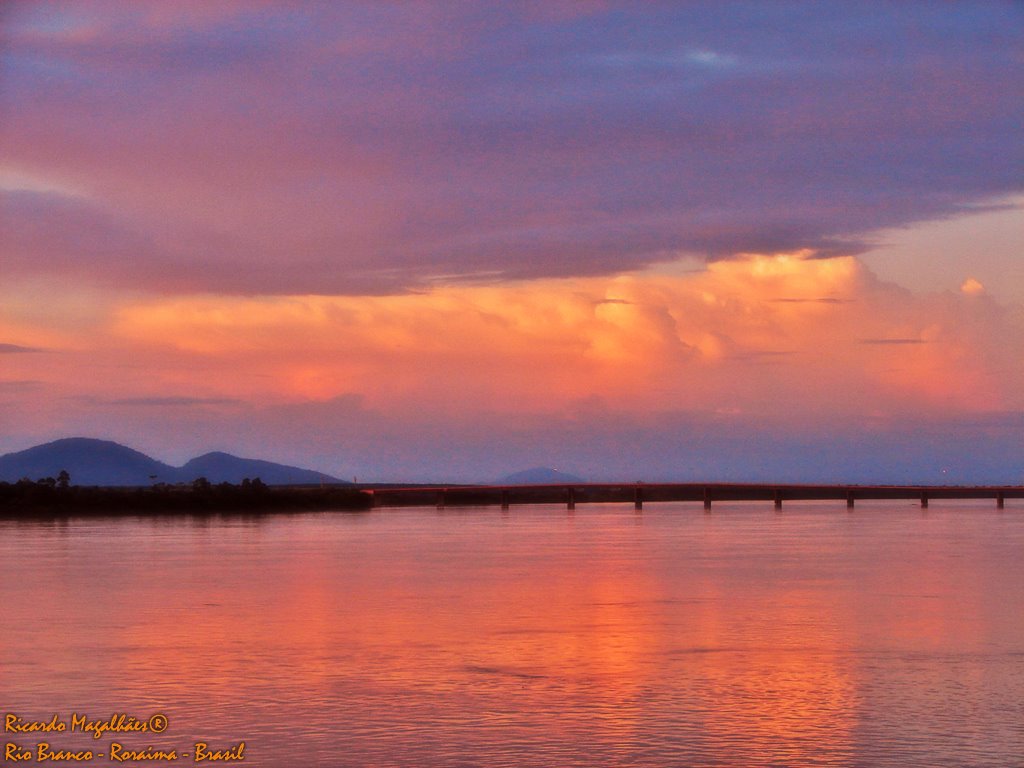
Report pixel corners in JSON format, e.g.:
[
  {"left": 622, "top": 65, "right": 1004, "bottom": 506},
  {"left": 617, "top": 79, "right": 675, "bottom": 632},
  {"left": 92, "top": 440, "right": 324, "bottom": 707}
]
[{"left": 1, "top": 2, "right": 1022, "bottom": 482}]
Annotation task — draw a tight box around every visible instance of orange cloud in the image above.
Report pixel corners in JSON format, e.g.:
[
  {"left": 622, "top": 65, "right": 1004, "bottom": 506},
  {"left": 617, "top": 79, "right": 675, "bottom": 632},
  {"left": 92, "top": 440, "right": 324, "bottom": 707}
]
[
  {"left": 961, "top": 277, "right": 985, "bottom": 296},
  {"left": 96, "top": 253, "right": 1020, "bottom": 420}
]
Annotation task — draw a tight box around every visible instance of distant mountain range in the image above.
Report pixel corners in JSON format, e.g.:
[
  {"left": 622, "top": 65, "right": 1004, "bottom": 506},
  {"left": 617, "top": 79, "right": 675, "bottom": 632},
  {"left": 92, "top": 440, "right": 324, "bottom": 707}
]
[
  {"left": 0, "top": 438, "right": 341, "bottom": 487},
  {"left": 498, "top": 467, "right": 585, "bottom": 484}
]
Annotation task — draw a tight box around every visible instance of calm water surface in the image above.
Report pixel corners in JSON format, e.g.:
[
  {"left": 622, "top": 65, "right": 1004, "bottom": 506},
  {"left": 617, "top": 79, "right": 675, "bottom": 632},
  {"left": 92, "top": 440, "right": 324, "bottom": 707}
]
[{"left": 2, "top": 502, "right": 1023, "bottom": 767}]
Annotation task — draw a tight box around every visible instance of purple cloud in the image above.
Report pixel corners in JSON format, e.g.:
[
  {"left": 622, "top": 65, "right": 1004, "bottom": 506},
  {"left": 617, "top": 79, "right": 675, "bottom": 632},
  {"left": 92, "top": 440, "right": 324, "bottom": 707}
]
[{"left": 2, "top": 1, "right": 1021, "bottom": 293}]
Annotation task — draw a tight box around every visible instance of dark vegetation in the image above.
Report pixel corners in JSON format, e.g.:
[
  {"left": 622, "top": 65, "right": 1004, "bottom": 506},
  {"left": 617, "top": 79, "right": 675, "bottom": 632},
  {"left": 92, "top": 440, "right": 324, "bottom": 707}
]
[{"left": 0, "top": 472, "right": 372, "bottom": 517}]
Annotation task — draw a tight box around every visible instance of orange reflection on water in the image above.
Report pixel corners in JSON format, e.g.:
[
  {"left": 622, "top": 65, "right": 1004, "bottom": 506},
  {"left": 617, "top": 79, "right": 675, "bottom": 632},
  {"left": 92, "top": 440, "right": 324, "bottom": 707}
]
[
  {"left": 686, "top": 587, "right": 859, "bottom": 763},
  {"left": 9, "top": 507, "right": 1023, "bottom": 766},
  {"left": 109, "top": 511, "right": 864, "bottom": 762}
]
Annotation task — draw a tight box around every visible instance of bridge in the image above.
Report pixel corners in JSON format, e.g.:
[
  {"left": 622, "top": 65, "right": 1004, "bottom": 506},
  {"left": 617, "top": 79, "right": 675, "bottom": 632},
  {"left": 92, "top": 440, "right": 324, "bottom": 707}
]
[{"left": 368, "top": 483, "right": 1023, "bottom": 510}]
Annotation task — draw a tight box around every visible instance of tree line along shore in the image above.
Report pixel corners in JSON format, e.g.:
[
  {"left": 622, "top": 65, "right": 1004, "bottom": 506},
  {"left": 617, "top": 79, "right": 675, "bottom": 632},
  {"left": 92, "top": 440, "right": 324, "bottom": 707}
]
[{"left": 0, "top": 473, "right": 373, "bottom": 516}]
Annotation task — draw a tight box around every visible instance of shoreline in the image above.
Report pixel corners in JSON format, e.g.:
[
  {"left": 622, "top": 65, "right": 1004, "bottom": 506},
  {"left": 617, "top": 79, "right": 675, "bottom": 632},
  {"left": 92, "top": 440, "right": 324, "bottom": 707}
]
[
  {"left": 2, "top": 481, "right": 1021, "bottom": 517},
  {"left": 0, "top": 482, "right": 373, "bottom": 517}
]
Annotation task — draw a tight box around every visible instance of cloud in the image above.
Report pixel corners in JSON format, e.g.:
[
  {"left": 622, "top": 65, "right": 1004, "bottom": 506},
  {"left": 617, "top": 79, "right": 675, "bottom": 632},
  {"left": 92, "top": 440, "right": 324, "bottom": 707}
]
[
  {"left": 2, "top": 189, "right": 179, "bottom": 287},
  {"left": 771, "top": 298, "right": 849, "bottom": 305},
  {"left": 961, "top": 278, "right": 985, "bottom": 296},
  {"left": 105, "top": 396, "right": 242, "bottom": 407},
  {"left": 0, "top": 343, "right": 43, "bottom": 353},
  {"left": 98, "top": 252, "right": 1021, "bottom": 421},
  {"left": 0, "top": 380, "right": 44, "bottom": 392},
  {"left": 1, "top": 2, "right": 1021, "bottom": 293},
  {"left": 685, "top": 49, "right": 739, "bottom": 68},
  {"left": 859, "top": 338, "right": 926, "bottom": 345},
  {"left": 1, "top": 250, "right": 1020, "bottom": 480}
]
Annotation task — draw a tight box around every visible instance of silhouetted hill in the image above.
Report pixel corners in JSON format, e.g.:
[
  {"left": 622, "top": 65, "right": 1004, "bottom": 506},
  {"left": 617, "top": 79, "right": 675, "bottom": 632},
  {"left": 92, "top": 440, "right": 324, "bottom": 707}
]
[
  {"left": 0, "top": 438, "right": 342, "bottom": 486},
  {"left": 0, "top": 438, "right": 174, "bottom": 486},
  {"left": 498, "top": 467, "right": 585, "bottom": 484},
  {"left": 179, "top": 452, "right": 336, "bottom": 485}
]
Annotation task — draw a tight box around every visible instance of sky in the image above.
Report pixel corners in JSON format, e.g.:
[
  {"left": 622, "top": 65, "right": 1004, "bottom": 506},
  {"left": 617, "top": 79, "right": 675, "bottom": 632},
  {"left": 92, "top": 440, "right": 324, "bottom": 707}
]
[{"left": 1, "top": 1, "right": 1022, "bottom": 483}]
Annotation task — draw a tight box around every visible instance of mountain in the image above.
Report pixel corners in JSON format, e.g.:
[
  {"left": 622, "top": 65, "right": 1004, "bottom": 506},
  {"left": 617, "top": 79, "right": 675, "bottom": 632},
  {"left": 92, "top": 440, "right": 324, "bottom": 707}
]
[
  {"left": 0, "top": 438, "right": 342, "bottom": 486},
  {"left": 0, "top": 438, "right": 174, "bottom": 486},
  {"left": 498, "top": 467, "right": 585, "bottom": 484},
  {"left": 179, "top": 452, "right": 336, "bottom": 485}
]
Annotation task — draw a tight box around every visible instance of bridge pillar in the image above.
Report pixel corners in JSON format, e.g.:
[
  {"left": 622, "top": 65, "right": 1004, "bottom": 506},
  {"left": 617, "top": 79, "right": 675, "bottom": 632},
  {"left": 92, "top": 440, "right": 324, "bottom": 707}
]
[
  {"left": 997, "top": 492, "right": 1005, "bottom": 509},
  {"left": 567, "top": 487, "right": 575, "bottom": 510},
  {"left": 501, "top": 490, "right": 509, "bottom": 510},
  {"left": 703, "top": 487, "right": 711, "bottom": 511},
  {"left": 773, "top": 489, "right": 782, "bottom": 510},
  {"left": 634, "top": 485, "right": 643, "bottom": 511},
  {"left": 846, "top": 491, "right": 855, "bottom": 509},
  {"left": 920, "top": 492, "right": 928, "bottom": 509}
]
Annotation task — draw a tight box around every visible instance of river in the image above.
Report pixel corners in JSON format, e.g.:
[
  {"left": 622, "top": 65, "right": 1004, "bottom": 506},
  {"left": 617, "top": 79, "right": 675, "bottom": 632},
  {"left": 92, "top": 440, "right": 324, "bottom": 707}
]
[{"left": 2, "top": 502, "right": 1022, "bottom": 766}]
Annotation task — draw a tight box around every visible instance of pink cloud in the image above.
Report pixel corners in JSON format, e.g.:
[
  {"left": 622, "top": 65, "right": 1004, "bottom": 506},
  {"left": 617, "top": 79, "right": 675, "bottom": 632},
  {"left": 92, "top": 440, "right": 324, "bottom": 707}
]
[
  {"left": 2, "top": 2, "right": 1021, "bottom": 294},
  {"left": 3, "top": 253, "right": 1018, "bottom": 479}
]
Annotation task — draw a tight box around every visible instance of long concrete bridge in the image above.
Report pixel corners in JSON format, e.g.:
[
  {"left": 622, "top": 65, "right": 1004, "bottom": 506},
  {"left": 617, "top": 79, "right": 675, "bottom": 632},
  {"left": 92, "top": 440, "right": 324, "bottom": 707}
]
[{"left": 368, "top": 483, "right": 1023, "bottom": 510}]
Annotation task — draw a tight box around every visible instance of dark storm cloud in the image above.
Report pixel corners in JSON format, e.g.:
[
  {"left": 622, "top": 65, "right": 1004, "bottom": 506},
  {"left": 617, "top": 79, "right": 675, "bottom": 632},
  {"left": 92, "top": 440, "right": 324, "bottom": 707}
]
[{"left": 2, "top": 1, "right": 1021, "bottom": 294}]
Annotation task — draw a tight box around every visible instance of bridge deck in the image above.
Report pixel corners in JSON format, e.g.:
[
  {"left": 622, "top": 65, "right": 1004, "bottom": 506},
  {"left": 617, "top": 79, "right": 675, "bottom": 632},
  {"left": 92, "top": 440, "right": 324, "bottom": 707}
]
[{"left": 368, "top": 483, "right": 1023, "bottom": 510}]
